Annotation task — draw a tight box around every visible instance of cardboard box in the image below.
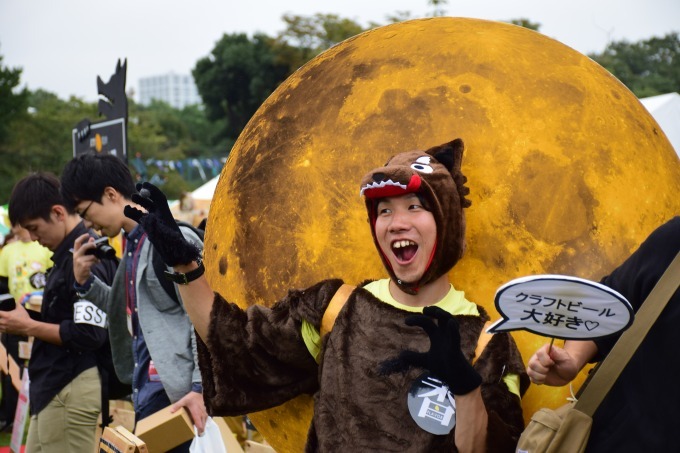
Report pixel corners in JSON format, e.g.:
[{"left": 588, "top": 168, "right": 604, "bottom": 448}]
[
  {"left": 115, "top": 427, "right": 148, "bottom": 453},
  {"left": 99, "top": 426, "right": 147, "bottom": 453},
  {"left": 27, "top": 294, "right": 42, "bottom": 311},
  {"left": 111, "top": 399, "right": 134, "bottom": 411},
  {"left": 112, "top": 407, "right": 136, "bottom": 432},
  {"left": 0, "top": 339, "right": 23, "bottom": 391},
  {"left": 18, "top": 340, "right": 31, "bottom": 360},
  {"left": 213, "top": 417, "right": 245, "bottom": 453},
  {"left": 135, "top": 406, "right": 194, "bottom": 452},
  {"left": 93, "top": 400, "right": 136, "bottom": 452},
  {"left": 245, "top": 440, "right": 276, "bottom": 452}
]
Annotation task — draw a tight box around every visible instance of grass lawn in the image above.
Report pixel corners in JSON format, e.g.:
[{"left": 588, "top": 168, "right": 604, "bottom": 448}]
[{"left": 0, "top": 418, "right": 28, "bottom": 448}]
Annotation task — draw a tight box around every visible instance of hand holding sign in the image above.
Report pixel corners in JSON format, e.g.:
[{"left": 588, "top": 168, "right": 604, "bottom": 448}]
[{"left": 488, "top": 275, "right": 633, "bottom": 340}]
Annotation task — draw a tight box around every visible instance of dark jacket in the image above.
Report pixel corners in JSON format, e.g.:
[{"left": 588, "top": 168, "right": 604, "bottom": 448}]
[
  {"left": 29, "top": 222, "right": 117, "bottom": 415},
  {"left": 588, "top": 216, "right": 680, "bottom": 452}
]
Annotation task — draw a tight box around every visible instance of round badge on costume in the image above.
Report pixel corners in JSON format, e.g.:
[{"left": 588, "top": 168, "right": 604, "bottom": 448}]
[{"left": 407, "top": 372, "right": 456, "bottom": 435}]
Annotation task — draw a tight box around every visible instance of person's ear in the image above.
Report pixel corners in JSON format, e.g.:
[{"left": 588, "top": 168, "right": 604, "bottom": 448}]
[
  {"left": 103, "top": 186, "right": 119, "bottom": 203},
  {"left": 50, "top": 205, "right": 67, "bottom": 222}
]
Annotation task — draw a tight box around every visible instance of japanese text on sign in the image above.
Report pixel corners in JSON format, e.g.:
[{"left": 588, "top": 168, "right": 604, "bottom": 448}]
[{"left": 488, "top": 275, "right": 633, "bottom": 340}]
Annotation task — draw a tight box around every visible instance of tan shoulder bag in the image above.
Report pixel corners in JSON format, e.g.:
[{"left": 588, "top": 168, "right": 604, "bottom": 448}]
[{"left": 517, "top": 251, "right": 680, "bottom": 453}]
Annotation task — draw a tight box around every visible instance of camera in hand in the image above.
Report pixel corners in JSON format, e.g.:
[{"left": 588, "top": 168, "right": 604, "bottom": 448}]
[
  {"left": 0, "top": 294, "right": 16, "bottom": 312},
  {"left": 84, "top": 237, "right": 117, "bottom": 260}
]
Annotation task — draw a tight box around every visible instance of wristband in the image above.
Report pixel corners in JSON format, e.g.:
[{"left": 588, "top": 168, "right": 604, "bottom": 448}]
[{"left": 164, "top": 260, "right": 205, "bottom": 285}]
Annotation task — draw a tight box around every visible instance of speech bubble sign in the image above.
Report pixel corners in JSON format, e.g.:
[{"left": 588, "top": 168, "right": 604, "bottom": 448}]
[{"left": 488, "top": 275, "right": 633, "bottom": 340}]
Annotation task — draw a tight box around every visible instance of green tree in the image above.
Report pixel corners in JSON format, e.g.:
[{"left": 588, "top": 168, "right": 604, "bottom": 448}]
[
  {"left": 0, "top": 53, "right": 29, "bottom": 146},
  {"left": 0, "top": 90, "right": 98, "bottom": 203},
  {"left": 127, "top": 100, "right": 222, "bottom": 198},
  {"left": 0, "top": 45, "right": 223, "bottom": 203},
  {"left": 508, "top": 18, "right": 541, "bottom": 31},
  {"left": 128, "top": 100, "right": 222, "bottom": 160},
  {"left": 277, "top": 13, "right": 366, "bottom": 63},
  {"left": 130, "top": 100, "right": 192, "bottom": 161},
  {"left": 177, "top": 104, "right": 224, "bottom": 157},
  {"left": 193, "top": 33, "right": 291, "bottom": 143},
  {"left": 589, "top": 32, "right": 680, "bottom": 97},
  {"left": 127, "top": 101, "right": 171, "bottom": 161},
  {"left": 192, "top": 15, "right": 368, "bottom": 145},
  {"left": 428, "top": 0, "right": 448, "bottom": 17},
  {"left": 384, "top": 11, "right": 412, "bottom": 24}
]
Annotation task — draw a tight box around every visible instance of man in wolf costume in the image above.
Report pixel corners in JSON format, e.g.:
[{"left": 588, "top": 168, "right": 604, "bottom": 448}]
[{"left": 126, "top": 138, "right": 528, "bottom": 451}]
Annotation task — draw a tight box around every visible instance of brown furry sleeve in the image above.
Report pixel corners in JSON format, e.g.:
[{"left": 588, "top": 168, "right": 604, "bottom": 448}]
[
  {"left": 197, "top": 279, "right": 344, "bottom": 416},
  {"left": 474, "top": 331, "right": 530, "bottom": 452}
]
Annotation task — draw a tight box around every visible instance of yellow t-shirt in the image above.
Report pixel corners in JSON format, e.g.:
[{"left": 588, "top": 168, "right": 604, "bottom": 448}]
[
  {"left": 362, "top": 279, "right": 481, "bottom": 315},
  {"left": 301, "top": 279, "right": 521, "bottom": 398},
  {"left": 0, "top": 240, "right": 53, "bottom": 302}
]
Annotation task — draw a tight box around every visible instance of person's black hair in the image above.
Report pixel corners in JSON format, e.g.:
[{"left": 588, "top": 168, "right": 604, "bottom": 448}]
[
  {"left": 8, "top": 172, "right": 71, "bottom": 226},
  {"left": 60, "top": 153, "right": 136, "bottom": 210}
]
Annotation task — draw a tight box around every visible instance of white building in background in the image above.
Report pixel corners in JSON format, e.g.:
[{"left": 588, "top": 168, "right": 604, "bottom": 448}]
[{"left": 138, "top": 73, "right": 201, "bottom": 109}]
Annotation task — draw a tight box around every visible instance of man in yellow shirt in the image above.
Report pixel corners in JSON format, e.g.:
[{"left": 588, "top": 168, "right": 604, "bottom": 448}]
[
  {"left": 0, "top": 224, "right": 52, "bottom": 430},
  {"left": 0, "top": 224, "right": 52, "bottom": 302}
]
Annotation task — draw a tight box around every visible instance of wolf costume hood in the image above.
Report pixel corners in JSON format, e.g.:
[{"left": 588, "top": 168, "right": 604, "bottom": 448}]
[{"left": 360, "top": 138, "right": 471, "bottom": 294}]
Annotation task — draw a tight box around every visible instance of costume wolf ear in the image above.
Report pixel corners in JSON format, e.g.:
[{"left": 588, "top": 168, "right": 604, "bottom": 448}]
[
  {"left": 427, "top": 138, "right": 460, "bottom": 172},
  {"left": 426, "top": 138, "right": 471, "bottom": 209}
]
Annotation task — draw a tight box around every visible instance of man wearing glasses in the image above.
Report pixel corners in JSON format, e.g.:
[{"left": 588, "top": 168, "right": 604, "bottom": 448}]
[{"left": 60, "top": 153, "right": 207, "bottom": 452}]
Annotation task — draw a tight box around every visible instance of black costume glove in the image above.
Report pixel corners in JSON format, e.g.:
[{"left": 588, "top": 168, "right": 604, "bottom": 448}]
[
  {"left": 380, "top": 306, "right": 482, "bottom": 395},
  {"left": 124, "top": 182, "right": 201, "bottom": 266}
]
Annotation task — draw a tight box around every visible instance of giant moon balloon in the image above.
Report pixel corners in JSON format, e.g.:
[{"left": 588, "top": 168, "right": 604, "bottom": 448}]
[{"left": 204, "top": 18, "right": 680, "bottom": 452}]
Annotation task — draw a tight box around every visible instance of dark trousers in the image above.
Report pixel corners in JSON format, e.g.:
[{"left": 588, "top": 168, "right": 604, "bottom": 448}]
[{"left": 0, "top": 333, "right": 25, "bottom": 425}]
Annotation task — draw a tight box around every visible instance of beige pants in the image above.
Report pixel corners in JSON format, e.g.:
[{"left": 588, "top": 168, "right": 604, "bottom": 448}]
[{"left": 26, "top": 366, "right": 101, "bottom": 453}]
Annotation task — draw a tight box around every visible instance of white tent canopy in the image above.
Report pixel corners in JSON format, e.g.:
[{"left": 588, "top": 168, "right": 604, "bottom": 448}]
[
  {"left": 640, "top": 92, "right": 680, "bottom": 158},
  {"left": 191, "top": 176, "right": 219, "bottom": 201},
  {"left": 169, "top": 176, "right": 218, "bottom": 225}
]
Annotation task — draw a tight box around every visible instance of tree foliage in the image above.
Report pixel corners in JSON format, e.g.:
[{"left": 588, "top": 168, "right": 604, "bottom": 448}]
[
  {"left": 0, "top": 54, "right": 28, "bottom": 145},
  {"left": 126, "top": 101, "right": 222, "bottom": 200},
  {"left": 2, "top": 13, "right": 678, "bottom": 204},
  {"left": 589, "top": 32, "right": 680, "bottom": 97},
  {"left": 192, "top": 15, "right": 368, "bottom": 148},
  {"left": 0, "top": 90, "right": 97, "bottom": 204},
  {"left": 278, "top": 13, "right": 366, "bottom": 62},
  {"left": 508, "top": 18, "right": 541, "bottom": 31},
  {"left": 130, "top": 100, "right": 199, "bottom": 161},
  {"left": 427, "top": 0, "right": 448, "bottom": 17},
  {"left": 193, "top": 33, "right": 291, "bottom": 142},
  {"left": 0, "top": 89, "right": 219, "bottom": 204},
  {"left": 384, "top": 11, "right": 413, "bottom": 24}
]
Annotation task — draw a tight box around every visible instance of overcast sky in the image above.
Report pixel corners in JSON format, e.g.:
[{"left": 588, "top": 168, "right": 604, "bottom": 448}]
[{"left": 1, "top": 0, "right": 678, "bottom": 102}]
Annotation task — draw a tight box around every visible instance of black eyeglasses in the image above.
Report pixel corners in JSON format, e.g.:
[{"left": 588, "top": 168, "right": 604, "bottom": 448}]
[{"left": 78, "top": 200, "right": 94, "bottom": 219}]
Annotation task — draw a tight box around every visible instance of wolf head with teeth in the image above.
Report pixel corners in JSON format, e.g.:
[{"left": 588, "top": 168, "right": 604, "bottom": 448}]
[{"left": 360, "top": 138, "right": 471, "bottom": 295}]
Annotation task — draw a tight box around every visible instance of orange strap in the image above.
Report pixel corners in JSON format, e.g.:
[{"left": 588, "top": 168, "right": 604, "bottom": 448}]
[
  {"left": 320, "top": 284, "right": 355, "bottom": 337},
  {"left": 473, "top": 321, "right": 494, "bottom": 365},
  {"left": 320, "top": 286, "right": 494, "bottom": 365}
]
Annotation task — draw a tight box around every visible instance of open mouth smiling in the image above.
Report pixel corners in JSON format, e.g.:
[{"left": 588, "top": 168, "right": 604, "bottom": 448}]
[{"left": 392, "top": 240, "right": 418, "bottom": 263}]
